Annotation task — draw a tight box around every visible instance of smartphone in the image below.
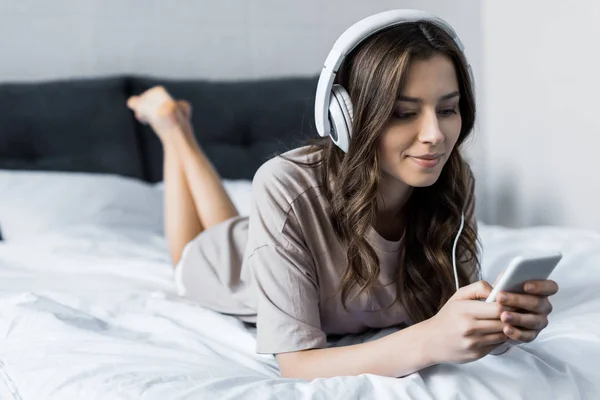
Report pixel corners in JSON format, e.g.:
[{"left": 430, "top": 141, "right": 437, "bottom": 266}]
[{"left": 485, "top": 251, "right": 562, "bottom": 303}]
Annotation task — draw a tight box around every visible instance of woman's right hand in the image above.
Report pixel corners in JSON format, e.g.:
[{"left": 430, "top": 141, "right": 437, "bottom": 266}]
[{"left": 422, "top": 281, "right": 508, "bottom": 365}]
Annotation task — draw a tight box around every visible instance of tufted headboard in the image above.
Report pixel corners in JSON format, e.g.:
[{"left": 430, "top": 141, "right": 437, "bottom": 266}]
[{"left": 0, "top": 75, "right": 320, "bottom": 182}]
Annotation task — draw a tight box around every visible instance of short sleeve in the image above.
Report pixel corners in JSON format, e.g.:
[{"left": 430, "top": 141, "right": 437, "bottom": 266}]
[{"left": 246, "top": 159, "right": 327, "bottom": 355}]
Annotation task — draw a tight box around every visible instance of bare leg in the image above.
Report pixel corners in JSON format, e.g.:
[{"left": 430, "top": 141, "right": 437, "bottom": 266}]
[
  {"left": 162, "top": 139, "right": 203, "bottom": 265},
  {"left": 127, "top": 87, "right": 238, "bottom": 265},
  {"left": 164, "top": 118, "right": 239, "bottom": 230}
]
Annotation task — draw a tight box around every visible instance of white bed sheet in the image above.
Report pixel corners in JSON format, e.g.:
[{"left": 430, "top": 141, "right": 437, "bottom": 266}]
[{"left": 0, "top": 223, "right": 598, "bottom": 400}]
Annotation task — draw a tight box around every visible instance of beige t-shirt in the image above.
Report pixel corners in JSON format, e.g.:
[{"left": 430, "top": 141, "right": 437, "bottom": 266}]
[{"left": 175, "top": 145, "right": 477, "bottom": 355}]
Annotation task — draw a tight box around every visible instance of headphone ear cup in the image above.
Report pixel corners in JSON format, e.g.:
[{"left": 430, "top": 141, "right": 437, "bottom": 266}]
[
  {"left": 332, "top": 84, "right": 354, "bottom": 121},
  {"left": 329, "top": 84, "right": 354, "bottom": 153}
]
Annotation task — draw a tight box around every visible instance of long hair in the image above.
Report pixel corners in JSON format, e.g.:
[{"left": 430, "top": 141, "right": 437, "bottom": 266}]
[{"left": 288, "top": 21, "right": 479, "bottom": 323}]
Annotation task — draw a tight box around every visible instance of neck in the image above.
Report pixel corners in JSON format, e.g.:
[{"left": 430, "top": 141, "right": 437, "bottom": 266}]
[
  {"left": 371, "top": 172, "right": 413, "bottom": 241},
  {"left": 376, "top": 171, "right": 413, "bottom": 217}
]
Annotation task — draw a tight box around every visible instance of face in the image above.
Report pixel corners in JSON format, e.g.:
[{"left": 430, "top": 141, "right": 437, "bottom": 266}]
[{"left": 379, "top": 54, "right": 462, "bottom": 188}]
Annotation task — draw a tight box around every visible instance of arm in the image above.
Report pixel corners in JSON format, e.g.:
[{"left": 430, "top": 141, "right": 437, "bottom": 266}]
[
  {"left": 249, "top": 161, "right": 504, "bottom": 379},
  {"left": 277, "top": 280, "right": 508, "bottom": 380},
  {"left": 277, "top": 321, "right": 434, "bottom": 379}
]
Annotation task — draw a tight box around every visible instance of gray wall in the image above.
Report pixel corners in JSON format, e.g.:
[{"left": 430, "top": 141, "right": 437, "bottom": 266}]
[
  {"left": 4, "top": 1, "right": 597, "bottom": 231},
  {"left": 0, "top": 0, "right": 488, "bottom": 225},
  {"left": 482, "top": 0, "right": 600, "bottom": 231},
  {"left": 0, "top": 0, "right": 482, "bottom": 81}
]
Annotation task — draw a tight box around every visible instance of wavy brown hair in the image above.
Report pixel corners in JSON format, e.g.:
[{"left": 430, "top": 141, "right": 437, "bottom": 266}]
[{"left": 289, "top": 21, "right": 480, "bottom": 323}]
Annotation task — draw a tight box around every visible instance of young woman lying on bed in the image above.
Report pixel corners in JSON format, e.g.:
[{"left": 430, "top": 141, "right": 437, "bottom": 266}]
[{"left": 126, "top": 10, "right": 558, "bottom": 380}]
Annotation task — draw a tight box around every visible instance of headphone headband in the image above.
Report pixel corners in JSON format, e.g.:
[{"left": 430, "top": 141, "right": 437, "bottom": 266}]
[{"left": 314, "top": 9, "right": 473, "bottom": 140}]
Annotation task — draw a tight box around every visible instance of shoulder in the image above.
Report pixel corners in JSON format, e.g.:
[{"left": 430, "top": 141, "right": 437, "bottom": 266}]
[
  {"left": 252, "top": 145, "right": 325, "bottom": 209},
  {"left": 247, "top": 146, "right": 327, "bottom": 254}
]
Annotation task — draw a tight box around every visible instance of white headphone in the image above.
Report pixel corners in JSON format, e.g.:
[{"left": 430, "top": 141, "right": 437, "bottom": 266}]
[
  {"left": 314, "top": 9, "right": 475, "bottom": 154},
  {"left": 314, "top": 9, "right": 475, "bottom": 290}
]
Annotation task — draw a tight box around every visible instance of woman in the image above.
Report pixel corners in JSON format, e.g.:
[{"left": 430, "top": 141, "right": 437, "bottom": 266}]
[{"left": 127, "top": 14, "right": 558, "bottom": 380}]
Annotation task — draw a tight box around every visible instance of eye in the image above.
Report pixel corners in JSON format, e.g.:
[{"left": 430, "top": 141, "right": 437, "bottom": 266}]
[
  {"left": 439, "top": 108, "right": 458, "bottom": 117},
  {"left": 394, "top": 112, "right": 416, "bottom": 120}
]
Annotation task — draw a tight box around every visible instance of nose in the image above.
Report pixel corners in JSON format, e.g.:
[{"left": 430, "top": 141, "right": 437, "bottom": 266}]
[{"left": 417, "top": 109, "right": 444, "bottom": 145}]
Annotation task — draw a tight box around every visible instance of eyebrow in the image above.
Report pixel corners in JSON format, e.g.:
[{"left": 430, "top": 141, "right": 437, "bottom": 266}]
[{"left": 398, "top": 91, "right": 460, "bottom": 103}]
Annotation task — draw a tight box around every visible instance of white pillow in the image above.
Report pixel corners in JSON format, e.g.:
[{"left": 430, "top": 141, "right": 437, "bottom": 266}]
[
  {"left": 0, "top": 170, "right": 164, "bottom": 241},
  {"left": 222, "top": 179, "right": 253, "bottom": 217},
  {"left": 153, "top": 179, "right": 253, "bottom": 217}
]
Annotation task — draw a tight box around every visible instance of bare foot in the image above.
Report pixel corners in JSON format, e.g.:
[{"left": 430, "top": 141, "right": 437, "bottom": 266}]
[{"left": 127, "top": 86, "right": 192, "bottom": 142}]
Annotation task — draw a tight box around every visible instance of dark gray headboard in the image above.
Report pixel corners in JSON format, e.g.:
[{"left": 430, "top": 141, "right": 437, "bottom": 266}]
[{"left": 0, "top": 75, "right": 320, "bottom": 182}]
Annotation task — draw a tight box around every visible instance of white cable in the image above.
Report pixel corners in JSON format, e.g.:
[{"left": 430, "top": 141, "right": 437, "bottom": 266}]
[{"left": 452, "top": 213, "right": 465, "bottom": 291}]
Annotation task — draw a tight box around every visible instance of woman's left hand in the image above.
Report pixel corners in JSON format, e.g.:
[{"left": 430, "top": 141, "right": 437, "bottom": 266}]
[{"left": 496, "top": 280, "right": 559, "bottom": 343}]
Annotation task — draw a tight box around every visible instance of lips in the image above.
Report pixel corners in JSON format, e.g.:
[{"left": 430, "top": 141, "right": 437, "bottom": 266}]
[{"left": 408, "top": 154, "right": 443, "bottom": 168}]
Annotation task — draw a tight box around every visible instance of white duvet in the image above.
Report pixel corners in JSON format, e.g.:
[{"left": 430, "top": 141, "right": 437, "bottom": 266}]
[{"left": 0, "top": 222, "right": 599, "bottom": 400}]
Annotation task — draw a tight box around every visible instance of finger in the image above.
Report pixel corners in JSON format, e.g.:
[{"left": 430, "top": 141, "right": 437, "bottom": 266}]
[
  {"left": 463, "top": 300, "right": 503, "bottom": 320},
  {"left": 497, "top": 292, "right": 551, "bottom": 314},
  {"left": 503, "top": 325, "right": 539, "bottom": 343},
  {"left": 473, "top": 319, "right": 506, "bottom": 334},
  {"left": 501, "top": 311, "right": 548, "bottom": 330},
  {"left": 453, "top": 280, "right": 493, "bottom": 301},
  {"left": 500, "top": 305, "right": 519, "bottom": 313},
  {"left": 523, "top": 280, "right": 559, "bottom": 296},
  {"left": 478, "top": 332, "right": 508, "bottom": 347}
]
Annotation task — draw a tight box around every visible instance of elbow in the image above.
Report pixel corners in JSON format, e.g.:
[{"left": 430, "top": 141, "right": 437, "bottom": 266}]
[
  {"left": 279, "top": 368, "right": 299, "bottom": 379},
  {"left": 278, "top": 360, "right": 303, "bottom": 380},
  {"left": 276, "top": 352, "right": 313, "bottom": 380},
  {"left": 279, "top": 369, "right": 314, "bottom": 381}
]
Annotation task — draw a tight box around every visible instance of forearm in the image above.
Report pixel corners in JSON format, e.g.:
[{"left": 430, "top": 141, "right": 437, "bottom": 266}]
[
  {"left": 165, "top": 125, "right": 238, "bottom": 228},
  {"left": 279, "top": 321, "right": 435, "bottom": 380}
]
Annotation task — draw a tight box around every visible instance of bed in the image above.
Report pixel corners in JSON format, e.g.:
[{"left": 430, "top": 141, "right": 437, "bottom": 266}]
[{"left": 0, "top": 76, "right": 598, "bottom": 400}]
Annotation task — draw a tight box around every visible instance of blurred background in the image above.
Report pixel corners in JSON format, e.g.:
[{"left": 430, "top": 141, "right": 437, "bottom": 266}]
[{"left": 0, "top": 0, "right": 598, "bottom": 231}]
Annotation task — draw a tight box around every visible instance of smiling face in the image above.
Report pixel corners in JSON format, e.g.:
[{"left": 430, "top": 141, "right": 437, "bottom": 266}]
[{"left": 378, "top": 53, "right": 462, "bottom": 188}]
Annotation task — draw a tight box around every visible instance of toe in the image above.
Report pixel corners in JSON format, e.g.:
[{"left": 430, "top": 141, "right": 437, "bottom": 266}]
[{"left": 126, "top": 96, "right": 140, "bottom": 109}]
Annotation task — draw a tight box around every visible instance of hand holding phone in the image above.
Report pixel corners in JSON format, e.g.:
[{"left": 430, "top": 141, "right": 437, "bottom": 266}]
[
  {"left": 486, "top": 252, "right": 562, "bottom": 303},
  {"left": 485, "top": 251, "right": 562, "bottom": 355}
]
